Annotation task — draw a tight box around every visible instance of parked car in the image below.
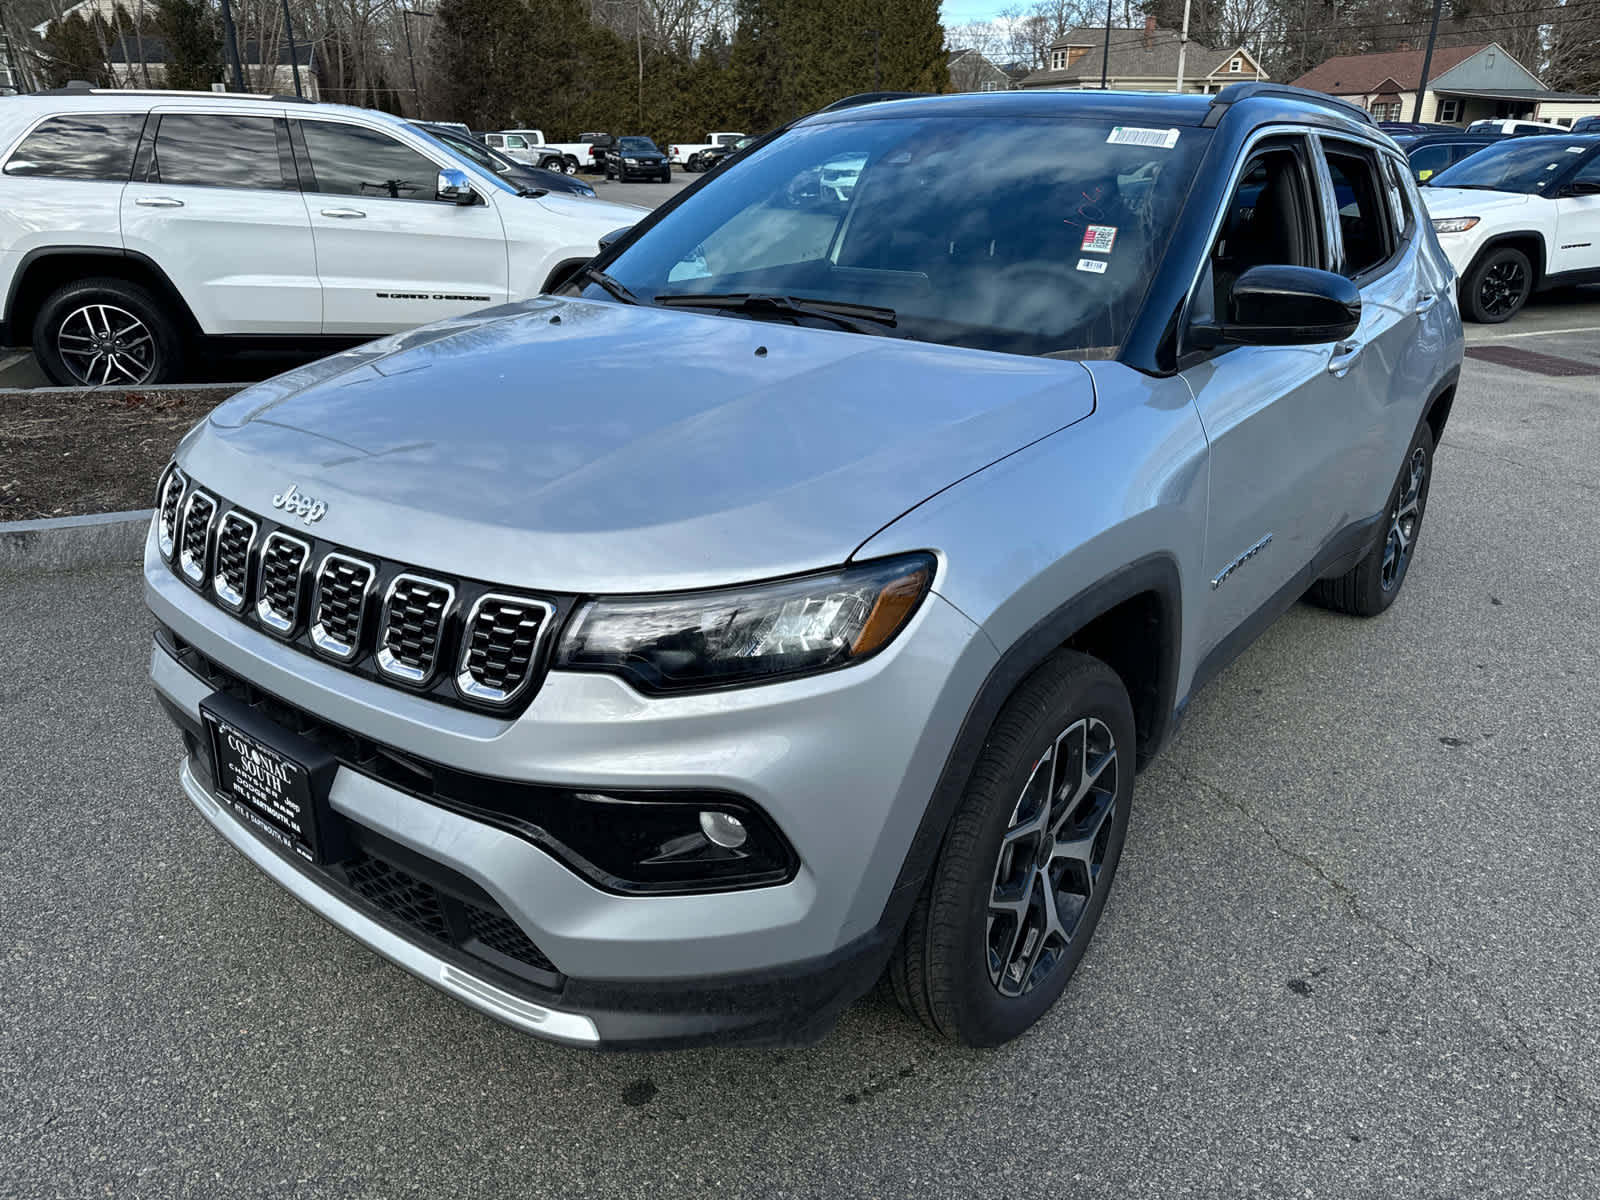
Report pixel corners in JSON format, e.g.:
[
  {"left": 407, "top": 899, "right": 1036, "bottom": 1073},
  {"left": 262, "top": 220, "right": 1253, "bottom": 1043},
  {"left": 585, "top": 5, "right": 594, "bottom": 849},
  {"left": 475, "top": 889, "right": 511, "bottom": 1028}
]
[
  {"left": 1421, "top": 133, "right": 1600, "bottom": 322},
  {"left": 481, "top": 130, "right": 585, "bottom": 175},
  {"left": 1467, "top": 117, "right": 1567, "bottom": 137},
  {"left": 145, "top": 83, "right": 1462, "bottom": 1049},
  {"left": 1572, "top": 116, "right": 1600, "bottom": 135},
  {"left": 605, "top": 136, "right": 670, "bottom": 182},
  {"left": 675, "top": 131, "right": 748, "bottom": 170},
  {"left": 1377, "top": 121, "right": 1460, "bottom": 137},
  {"left": 0, "top": 89, "right": 643, "bottom": 384},
  {"left": 411, "top": 122, "right": 597, "bottom": 198},
  {"left": 1395, "top": 131, "right": 1503, "bottom": 182}
]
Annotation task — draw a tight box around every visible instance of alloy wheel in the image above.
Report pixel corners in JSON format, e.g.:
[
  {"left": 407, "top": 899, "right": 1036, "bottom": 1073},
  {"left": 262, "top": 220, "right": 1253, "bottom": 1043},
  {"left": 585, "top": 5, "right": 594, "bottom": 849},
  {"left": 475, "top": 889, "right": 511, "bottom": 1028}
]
[
  {"left": 1380, "top": 445, "right": 1428, "bottom": 591},
  {"left": 56, "top": 303, "right": 155, "bottom": 385},
  {"left": 987, "top": 715, "right": 1119, "bottom": 998},
  {"left": 1478, "top": 258, "right": 1527, "bottom": 319}
]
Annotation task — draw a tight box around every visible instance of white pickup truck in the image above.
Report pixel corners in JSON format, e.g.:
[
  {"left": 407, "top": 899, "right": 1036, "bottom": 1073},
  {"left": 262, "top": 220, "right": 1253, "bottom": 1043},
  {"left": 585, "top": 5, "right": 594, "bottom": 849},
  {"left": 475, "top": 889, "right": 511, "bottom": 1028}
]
[
  {"left": 669, "top": 132, "right": 747, "bottom": 169},
  {"left": 483, "top": 130, "right": 596, "bottom": 175}
]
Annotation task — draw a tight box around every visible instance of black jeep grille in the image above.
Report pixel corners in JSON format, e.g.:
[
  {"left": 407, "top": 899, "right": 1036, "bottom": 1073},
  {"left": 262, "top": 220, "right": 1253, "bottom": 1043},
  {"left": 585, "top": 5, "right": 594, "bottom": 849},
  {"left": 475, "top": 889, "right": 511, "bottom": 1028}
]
[
  {"left": 466, "top": 906, "right": 556, "bottom": 971},
  {"left": 179, "top": 491, "right": 216, "bottom": 583},
  {"left": 257, "top": 533, "right": 309, "bottom": 633},
  {"left": 459, "top": 596, "right": 553, "bottom": 705},
  {"left": 311, "top": 555, "right": 374, "bottom": 659},
  {"left": 154, "top": 467, "right": 569, "bottom": 713},
  {"left": 339, "top": 849, "right": 558, "bottom": 981},
  {"left": 212, "top": 513, "right": 256, "bottom": 610}
]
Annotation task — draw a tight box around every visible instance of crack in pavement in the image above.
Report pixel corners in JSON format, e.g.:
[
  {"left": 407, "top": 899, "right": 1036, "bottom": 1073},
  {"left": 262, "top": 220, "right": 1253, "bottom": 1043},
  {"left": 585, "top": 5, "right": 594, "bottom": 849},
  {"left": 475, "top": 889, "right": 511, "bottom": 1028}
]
[{"left": 1178, "top": 763, "right": 1600, "bottom": 1131}]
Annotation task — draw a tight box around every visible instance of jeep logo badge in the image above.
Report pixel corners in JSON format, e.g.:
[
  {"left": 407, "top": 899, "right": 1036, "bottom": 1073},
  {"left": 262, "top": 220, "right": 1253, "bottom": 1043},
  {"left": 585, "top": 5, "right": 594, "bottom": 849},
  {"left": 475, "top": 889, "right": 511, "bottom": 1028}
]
[{"left": 272, "top": 483, "right": 328, "bottom": 525}]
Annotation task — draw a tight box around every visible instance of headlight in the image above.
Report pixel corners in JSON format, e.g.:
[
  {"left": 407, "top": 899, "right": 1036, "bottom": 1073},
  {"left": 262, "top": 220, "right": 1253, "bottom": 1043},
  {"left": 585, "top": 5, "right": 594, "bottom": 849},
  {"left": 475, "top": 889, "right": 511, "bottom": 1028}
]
[
  {"left": 1431, "top": 216, "right": 1480, "bottom": 234},
  {"left": 557, "top": 554, "right": 935, "bottom": 693},
  {"left": 624, "top": 157, "right": 641, "bottom": 165}
]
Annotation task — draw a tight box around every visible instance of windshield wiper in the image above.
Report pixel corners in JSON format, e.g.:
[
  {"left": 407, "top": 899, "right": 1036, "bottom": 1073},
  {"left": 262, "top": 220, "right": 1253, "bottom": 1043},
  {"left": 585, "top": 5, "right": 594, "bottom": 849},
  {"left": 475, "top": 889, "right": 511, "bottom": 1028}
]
[
  {"left": 653, "top": 292, "right": 898, "bottom": 336},
  {"left": 516, "top": 187, "right": 550, "bottom": 198},
  {"left": 575, "top": 264, "right": 646, "bottom": 305}
]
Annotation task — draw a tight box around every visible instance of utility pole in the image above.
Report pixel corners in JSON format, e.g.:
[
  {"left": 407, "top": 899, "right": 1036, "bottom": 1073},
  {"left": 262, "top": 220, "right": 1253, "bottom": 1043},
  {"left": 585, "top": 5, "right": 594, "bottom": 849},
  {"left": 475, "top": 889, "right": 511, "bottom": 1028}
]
[
  {"left": 1100, "top": 0, "right": 1113, "bottom": 89},
  {"left": 281, "top": 0, "right": 304, "bottom": 97},
  {"left": 401, "top": 8, "right": 420, "bottom": 116},
  {"left": 1175, "top": 0, "right": 1193, "bottom": 92},
  {"left": 219, "top": 0, "right": 246, "bottom": 91},
  {"left": 1412, "top": 0, "right": 1444, "bottom": 123}
]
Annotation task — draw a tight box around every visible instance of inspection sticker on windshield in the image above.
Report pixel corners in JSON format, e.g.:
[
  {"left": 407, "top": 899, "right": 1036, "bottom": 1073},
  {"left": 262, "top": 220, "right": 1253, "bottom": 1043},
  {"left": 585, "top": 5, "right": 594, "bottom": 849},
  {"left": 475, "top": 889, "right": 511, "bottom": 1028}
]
[
  {"left": 1081, "top": 225, "right": 1118, "bottom": 254},
  {"left": 1077, "top": 258, "right": 1108, "bottom": 274},
  {"left": 1106, "top": 126, "right": 1180, "bottom": 149}
]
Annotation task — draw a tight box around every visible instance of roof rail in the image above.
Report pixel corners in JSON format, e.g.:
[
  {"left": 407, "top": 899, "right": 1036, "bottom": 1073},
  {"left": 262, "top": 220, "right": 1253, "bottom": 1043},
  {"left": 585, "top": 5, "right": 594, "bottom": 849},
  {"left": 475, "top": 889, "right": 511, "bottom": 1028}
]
[
  {"left": 820, "top": 91, "right": 932, "bottom": 112},
  {"left": 1203, "top": 82, "right": 1375, "bottom": 128},
  {"left": 35, "top": 84, "right": 313, "bottom": 103}
]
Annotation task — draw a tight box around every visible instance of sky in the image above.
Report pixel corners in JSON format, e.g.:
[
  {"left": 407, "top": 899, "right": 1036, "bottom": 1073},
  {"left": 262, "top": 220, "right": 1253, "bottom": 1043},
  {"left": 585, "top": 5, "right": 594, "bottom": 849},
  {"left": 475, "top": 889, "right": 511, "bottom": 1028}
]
[{"left": 941, "top": 1, "right": 1010, "bottom": 27}]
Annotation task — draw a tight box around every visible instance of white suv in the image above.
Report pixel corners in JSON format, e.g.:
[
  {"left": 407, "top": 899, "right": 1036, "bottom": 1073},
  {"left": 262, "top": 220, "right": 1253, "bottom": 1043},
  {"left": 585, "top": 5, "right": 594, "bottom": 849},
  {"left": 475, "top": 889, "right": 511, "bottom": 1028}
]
[
  {"left": 0, "top": 89, "right": 645, "bottom": 385},
  {"left": 1421, "top": 133, "right": 1600, "bottom": 322}
]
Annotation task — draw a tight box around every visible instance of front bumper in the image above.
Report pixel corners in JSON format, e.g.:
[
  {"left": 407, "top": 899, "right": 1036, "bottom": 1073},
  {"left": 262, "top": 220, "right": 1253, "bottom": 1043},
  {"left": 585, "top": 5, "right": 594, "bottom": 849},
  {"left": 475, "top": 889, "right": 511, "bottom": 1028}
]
[{"left": 146, "top": 529, "right": 995, "bottom": 1046}]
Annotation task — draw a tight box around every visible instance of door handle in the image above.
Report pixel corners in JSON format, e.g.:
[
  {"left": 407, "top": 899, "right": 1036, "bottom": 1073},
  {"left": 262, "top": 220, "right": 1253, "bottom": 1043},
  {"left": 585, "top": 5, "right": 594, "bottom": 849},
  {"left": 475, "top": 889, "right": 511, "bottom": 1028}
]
[
  {"left": 135, "top": 196, "right": 184, "bottom": 208},
  {"left": 1327, "top": 340, "right": 1364, "bottom": 377},
  {"left": 1413, "top": 292, "right": 1438, "bottom": 315},
  {"left": 320, "top": 208, "right": 366, "bottom": 219}
]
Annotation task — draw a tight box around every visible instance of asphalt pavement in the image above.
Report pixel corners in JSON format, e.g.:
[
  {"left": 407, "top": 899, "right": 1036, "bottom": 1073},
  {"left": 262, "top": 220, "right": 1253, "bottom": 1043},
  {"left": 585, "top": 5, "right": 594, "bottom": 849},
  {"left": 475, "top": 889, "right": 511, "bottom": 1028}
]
[{"left": 4, "top": 303, "right": 1600, "bottom": 1200}]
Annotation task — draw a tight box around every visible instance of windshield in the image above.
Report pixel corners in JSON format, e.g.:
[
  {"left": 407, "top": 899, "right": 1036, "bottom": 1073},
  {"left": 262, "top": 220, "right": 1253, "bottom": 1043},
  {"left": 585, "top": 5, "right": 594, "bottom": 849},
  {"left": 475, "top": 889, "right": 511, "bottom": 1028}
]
[
  {"left": 620, "top": 138, "right": 658, "bottom": 152},
  {"left": 593, "top": 114, "right": 1208, "bottom": 358},
  {"left": 1430, "top": 137, "right": 1594, "bottom": 193}
]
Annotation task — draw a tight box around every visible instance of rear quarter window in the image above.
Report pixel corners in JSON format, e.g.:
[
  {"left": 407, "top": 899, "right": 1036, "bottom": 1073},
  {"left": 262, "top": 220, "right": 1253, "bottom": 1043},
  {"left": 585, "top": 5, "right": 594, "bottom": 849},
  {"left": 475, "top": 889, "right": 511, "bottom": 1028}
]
[{"left": 3, "top": 113, "right": 145, "bottom": 181}]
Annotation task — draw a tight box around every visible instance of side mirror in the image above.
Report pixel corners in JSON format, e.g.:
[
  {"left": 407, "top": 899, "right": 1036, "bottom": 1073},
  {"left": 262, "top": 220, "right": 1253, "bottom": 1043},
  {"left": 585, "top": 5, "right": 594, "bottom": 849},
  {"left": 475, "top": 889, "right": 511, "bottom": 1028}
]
[
  {"left": 1193, "top": 265, "right": 1361, "bottom": 349},
  {"left": 437, "top": 168, "right": 477, "bottom": 205},
  {"left": 597, "top": 226, "right": 633, "bottom": 251}
]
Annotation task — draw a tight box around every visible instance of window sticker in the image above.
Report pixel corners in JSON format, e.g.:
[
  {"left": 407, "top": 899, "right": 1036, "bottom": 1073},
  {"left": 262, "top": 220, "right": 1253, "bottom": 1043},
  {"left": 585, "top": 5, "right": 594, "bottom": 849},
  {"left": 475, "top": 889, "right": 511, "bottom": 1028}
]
[
  {"left": 1081, "top": 224, "right": 1118, "bottom": 254},
  {"left": 1106, "top": 126, "right": 1180, "bottom": 149},
  {"left": 1077, "top": 258, "right": 1108, "bottom": 274}
]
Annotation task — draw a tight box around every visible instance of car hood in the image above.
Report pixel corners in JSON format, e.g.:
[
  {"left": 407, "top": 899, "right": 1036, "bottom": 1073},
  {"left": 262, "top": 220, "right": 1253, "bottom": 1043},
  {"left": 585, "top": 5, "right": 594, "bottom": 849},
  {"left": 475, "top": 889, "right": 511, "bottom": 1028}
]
[
  {"left": 184, "top": 299, "right": 1096, "bottom": 594},
  {"left": 1419, "top": 186, "right": 1533, "bottom": 217}
]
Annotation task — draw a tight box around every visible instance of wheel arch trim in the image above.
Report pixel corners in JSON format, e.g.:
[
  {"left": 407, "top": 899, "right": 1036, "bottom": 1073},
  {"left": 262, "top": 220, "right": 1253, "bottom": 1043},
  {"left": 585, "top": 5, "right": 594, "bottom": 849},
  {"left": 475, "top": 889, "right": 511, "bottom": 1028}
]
[
  {"left": 877, "top": 554, "right": 1182, "bottom": 933},
  {"left": 1464, "top": 229, "right": 1547, "bottom": 287},
  {"left": 3, "top": 244, "right": 202, "bottom": 343}
]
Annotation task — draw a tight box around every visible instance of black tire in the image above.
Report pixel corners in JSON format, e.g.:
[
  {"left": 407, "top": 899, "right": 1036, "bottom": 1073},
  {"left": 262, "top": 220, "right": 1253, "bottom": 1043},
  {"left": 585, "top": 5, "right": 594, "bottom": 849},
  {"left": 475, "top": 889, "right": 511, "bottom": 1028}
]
[
  {"left": 660, "top": 167, "right": 671, "bottom": 182},
  {"left": 563, "top": 156, "right": 579, "bottom": 175},
  {"left": 888, "top": 650, "right": 1135, "bottom": 1047},
  {"left": 32, "top": 275, "right": 184, "bottom": 387},
  {"left": 1462, "top": 245, "right": 1533, "bottom": 323},
  {"left": 1308, "top": 421, "right": 1434, "bottom": 617}
]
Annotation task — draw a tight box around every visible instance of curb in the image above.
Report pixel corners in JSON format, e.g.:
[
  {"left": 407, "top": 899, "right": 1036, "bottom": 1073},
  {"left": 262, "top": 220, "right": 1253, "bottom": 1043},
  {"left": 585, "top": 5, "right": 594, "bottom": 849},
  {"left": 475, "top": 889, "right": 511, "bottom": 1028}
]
[
  {"left": 0, "top": 381, "right": 248, "bottom": 401},
  {"left": 0, "top": 509, "right": 152, "bottom": 574}
]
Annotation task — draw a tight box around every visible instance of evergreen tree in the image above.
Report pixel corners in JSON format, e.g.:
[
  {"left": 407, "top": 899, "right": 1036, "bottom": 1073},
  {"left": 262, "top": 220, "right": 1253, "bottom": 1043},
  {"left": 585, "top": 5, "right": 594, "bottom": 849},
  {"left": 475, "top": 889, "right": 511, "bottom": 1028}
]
[
  {"left": 154, "top": 0, "right": 220, "bottom": 91},
  {"left": 41, "top": 14, "right": 112, "bottom": 88}
]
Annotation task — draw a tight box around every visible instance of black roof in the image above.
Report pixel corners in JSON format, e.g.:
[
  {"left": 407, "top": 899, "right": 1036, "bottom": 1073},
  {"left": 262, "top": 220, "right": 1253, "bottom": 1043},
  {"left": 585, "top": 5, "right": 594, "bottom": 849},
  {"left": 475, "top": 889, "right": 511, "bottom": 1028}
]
[{"left": 798, "top": 83, "right": 1376, "bottom": 134}]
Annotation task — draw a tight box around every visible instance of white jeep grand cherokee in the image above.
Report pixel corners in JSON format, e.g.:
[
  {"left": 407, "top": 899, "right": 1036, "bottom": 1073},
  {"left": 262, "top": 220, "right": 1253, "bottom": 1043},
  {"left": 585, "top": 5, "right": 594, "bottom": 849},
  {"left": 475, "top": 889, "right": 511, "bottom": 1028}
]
[{"left": 0, "top": 88, "right": 645, "bottom": 385}]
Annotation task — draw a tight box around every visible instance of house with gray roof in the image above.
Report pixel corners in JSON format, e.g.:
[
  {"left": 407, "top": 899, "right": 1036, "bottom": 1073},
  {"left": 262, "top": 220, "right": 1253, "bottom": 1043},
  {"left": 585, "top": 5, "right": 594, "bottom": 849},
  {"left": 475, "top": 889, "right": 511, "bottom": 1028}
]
[{"left": 1017, "top": 19, "right": 1265, "bottom": 93}]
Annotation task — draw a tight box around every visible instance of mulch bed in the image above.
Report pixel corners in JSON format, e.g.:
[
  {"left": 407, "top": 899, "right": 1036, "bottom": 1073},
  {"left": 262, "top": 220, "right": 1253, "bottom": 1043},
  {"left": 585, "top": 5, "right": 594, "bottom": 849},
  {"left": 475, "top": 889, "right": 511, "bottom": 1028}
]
[{"left": 1, "top": 386, "right": 240, "bottom": 523}]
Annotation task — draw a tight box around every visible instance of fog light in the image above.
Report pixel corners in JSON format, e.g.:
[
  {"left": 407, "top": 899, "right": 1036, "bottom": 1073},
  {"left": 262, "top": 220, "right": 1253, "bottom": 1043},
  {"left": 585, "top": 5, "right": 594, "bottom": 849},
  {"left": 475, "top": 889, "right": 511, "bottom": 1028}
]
[{"left": 699, "top": 810, "right": 748, "bottom": 849}]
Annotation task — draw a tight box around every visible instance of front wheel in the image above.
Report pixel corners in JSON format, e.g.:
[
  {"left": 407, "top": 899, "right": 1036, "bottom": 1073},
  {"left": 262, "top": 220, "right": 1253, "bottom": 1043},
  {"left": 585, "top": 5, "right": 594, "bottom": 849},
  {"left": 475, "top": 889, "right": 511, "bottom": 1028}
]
[
  {"left": 32, "top": 276, "right": 185, "bottom": 386},
  {"left": 563, "top": 156, "right": 579, "bottom": 175},
  {"left": 1308, "top": 421, "right": 1433, "bottom": 616},
  {"left": 888, "top": 650, "right": 1135, "bottom": 1046},
  {"left": 1462, "top": 245, "right": 1532, "bottom": 323}
]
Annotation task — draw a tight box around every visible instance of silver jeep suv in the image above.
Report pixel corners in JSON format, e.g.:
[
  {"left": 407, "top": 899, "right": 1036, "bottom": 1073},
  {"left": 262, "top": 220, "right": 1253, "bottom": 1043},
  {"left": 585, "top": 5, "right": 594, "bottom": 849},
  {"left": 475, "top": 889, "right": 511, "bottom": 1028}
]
[{"left": 147, "top": 85, "right": 1464, "bottom": 1048}]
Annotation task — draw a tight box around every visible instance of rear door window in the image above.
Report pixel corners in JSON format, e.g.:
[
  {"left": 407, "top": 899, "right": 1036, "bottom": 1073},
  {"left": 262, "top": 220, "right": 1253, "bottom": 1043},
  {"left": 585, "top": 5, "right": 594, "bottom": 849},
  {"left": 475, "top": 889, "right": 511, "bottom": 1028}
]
[
  {"left": 3, "top": 113, "right": 145, "bottom": 180},
  {"left": 145, "top": 114, "right": 288, "bottom": 190},
  {"left": 1322, "top": 145, "right": 1393, "bottom": 278}
]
